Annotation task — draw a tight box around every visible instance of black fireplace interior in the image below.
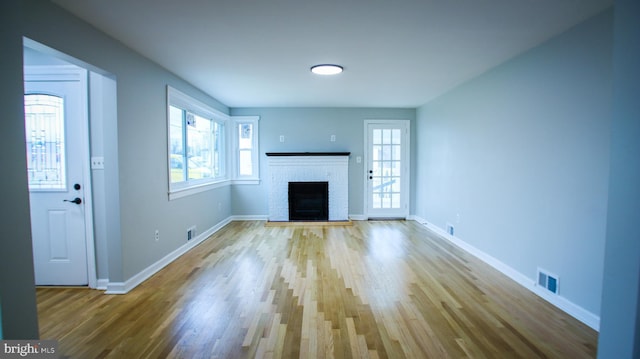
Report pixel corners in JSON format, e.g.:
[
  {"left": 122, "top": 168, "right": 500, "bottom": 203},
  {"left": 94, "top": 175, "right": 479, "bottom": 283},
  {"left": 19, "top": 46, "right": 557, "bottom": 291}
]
[{"left": 288, "top": 182, "right": 329, "bottom": 221}]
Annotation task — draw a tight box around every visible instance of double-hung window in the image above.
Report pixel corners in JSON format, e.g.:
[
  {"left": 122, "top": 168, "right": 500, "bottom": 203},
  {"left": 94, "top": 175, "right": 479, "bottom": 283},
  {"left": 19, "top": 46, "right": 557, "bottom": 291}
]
[
  {"left": 233, "top": 116, "right": 260, "bottom": 183},
  {"left": 167, "top": 86, "right": 227, "bottom": 199}
]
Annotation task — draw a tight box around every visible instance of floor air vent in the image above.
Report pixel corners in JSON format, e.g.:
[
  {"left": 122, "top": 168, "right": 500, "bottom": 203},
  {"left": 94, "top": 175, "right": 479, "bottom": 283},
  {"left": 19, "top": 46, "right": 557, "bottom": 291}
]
[
  {"left": 187, "top": 226, "right": 196, "bottom": 241},
  {"left": 537, "top": 268, "right": 559, "bottom": 294}
]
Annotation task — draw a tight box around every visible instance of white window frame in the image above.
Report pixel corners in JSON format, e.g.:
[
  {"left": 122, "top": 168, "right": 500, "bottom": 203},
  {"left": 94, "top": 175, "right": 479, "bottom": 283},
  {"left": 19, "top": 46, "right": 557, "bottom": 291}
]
[
  {"left": 232, "top": 116, "right": 260, "bottom": 184},
  {"left": 167, "top": 86, "right": 230, "bottom": 200}
]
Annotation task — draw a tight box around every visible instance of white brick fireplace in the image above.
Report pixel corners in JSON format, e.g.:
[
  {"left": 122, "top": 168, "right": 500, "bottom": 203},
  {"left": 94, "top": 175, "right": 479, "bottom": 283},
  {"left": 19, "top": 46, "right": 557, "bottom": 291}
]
[{"left": 266, "top": 152, "right": 349, "bottom": 221}]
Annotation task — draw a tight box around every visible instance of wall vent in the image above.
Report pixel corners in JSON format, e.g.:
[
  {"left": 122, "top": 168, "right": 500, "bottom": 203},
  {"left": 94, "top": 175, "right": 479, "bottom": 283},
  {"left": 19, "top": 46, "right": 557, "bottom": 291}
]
[
  {"left": 446, "top": 223, "right": 455, "bottom": 236},
  {"left": 537, "top": 268, "right": 559, "bottom": 294},
  {"left": 187, "top": 226, "right": 196, "bottom": 241}
]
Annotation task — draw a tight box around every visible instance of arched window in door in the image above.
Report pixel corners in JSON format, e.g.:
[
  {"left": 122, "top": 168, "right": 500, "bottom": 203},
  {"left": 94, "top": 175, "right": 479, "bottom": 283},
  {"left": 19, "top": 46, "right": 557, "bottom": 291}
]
[{"left": 24, "top": 94, "right": 66, "bottom": 190}]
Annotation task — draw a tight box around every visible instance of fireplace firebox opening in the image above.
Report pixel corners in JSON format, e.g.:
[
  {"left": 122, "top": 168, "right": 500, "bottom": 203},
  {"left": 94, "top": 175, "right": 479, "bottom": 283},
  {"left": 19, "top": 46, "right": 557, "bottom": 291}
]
[{"left": 288, "top": 182, "right": 329, "bottom": 221}]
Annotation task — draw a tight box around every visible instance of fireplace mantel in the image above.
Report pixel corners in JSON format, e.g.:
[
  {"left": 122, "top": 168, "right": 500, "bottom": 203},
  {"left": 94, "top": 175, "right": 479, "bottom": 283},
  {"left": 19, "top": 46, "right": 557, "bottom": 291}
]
[
  {"left": 266, "top": 152, "right": 350, "bottom": 157},
  {"left": 267, "top": 154, "right": 349, "bottom": 221}
]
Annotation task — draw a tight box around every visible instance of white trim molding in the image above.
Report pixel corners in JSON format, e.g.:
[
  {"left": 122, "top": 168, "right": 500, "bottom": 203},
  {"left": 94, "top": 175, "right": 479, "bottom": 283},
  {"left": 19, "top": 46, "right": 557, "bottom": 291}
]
[
  {"left": 105, "top": 217, "right": 233, "bottom": 294},
  {"left": 230, "top": 215, "right": 269, "bottom": 221},
  {"left": 411, "top": 216, "right": 600, "bottom": 331},
  {"left": 96, "top": 279, "right": 109, "bottom": 291}
]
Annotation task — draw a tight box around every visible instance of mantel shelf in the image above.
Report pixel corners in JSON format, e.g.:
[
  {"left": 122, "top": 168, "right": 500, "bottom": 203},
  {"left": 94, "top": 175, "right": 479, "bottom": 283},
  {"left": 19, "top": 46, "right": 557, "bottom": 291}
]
[{"left": 265, "top": 152, "right": 350, "bottom": 157}]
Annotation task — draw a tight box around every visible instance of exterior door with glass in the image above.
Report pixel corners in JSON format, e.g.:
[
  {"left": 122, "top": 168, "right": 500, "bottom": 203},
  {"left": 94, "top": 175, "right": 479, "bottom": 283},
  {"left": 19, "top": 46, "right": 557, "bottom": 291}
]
[
  {"left": 365, "top": 120, "right": 410, "bottom": 219},
  {"left": 24, "top": 68, "right": 89, "bottom": 285}
]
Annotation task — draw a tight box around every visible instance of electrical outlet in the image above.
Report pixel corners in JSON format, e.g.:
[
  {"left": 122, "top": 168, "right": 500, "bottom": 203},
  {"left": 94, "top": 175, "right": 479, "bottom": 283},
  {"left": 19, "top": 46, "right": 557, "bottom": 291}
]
[
  {"left": 330, "top": 134, "right": 336, "bottom": 142},
  {"left": 154, "top": 229, "right": 159, "bottom": 241},
  {"left": 279, "top": 135, "right": 285, "bottom": 142}
]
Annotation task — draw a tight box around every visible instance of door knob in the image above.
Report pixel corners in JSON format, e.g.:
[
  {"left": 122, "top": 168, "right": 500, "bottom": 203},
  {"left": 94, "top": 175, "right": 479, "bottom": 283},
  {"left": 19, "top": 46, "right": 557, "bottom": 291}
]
[{"left": 64, "top": 197, "right": 82, "bottom": 205}]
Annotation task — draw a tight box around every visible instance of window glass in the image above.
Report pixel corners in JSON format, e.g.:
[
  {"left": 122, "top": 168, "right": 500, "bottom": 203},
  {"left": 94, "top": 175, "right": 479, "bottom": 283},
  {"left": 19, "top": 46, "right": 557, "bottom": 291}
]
[
  {"left": 382, "top": 129, "right": 392, "bottom": 144},
  {"left": 169, "top": 106, "right": 185, "bottom": 183},
  {"left": 392, "top": 129, "right": 401, "bottom": 144},
  {"left": 167, "top": 86, "right": 228, "bottom": 197},
  {"left": 239, "top": 150, "right": 252, "bottom": 176},
  {"left": 186, "top": 113, "right": 213, "bottom": 180},
  {"left": 24, "top": 94, "right": 66, "bottom": 190},
  {"left": 170, "top": 108, "right": 223, "bottom": 184},
  {"left": 238, "top": 123, "right": 253, "bottom": 176},
  {"left": 373, "top": 129, "right": 382, "bottom": 145},
  {"left": 212, "top": 121, "right": 224, "bottom": 177},
  {"left": 233, "top": 117, "right": 259, "bottom": 181}
]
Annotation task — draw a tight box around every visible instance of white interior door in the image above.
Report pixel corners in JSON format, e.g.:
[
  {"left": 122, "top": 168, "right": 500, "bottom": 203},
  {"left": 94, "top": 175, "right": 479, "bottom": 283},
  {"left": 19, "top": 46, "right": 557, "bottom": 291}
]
[
  {"left": 25, "top": 68, "right": 89, "bottom": 285},
  {"left": 365, "top": 120, "right": 410, "bottom": 219}
]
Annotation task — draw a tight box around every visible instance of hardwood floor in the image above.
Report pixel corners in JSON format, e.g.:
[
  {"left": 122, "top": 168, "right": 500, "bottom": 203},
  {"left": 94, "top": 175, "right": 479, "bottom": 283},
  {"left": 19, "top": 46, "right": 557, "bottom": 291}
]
[{"left": 37, "top": 220, "right": 597, "bottom": 358}]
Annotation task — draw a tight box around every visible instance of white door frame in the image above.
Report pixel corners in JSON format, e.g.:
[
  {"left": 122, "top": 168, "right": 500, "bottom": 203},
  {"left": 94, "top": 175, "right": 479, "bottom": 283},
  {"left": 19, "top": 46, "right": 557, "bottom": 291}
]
[
  {"left": 363, "top": 119, "right": 411, "bottom": 219},
  {"left": 24, "top": 65, "right": 97, "bottom": 289}
]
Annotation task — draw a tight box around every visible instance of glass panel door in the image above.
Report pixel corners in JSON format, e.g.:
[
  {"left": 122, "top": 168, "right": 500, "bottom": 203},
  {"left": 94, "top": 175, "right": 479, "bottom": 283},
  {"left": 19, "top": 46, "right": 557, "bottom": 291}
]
[
  {"left": 25, "top": 68, "right": 89, "bottom": 286},
  {"left": 365, "top": 120, "right": 409, "bottom": 218}
]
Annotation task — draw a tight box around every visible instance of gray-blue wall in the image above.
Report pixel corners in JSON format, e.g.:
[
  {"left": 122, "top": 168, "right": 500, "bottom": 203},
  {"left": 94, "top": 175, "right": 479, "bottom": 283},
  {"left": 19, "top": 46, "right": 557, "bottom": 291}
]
[
  {"left": 22, "top": 0, "right": 232, "bottom": 282},
  {"left": 597, "top": 0, "right": 640, "bottom": 356},
  {"left": 230, "top": 108, "right": 416, "bottom": 217},
  {"left": 0, "top": 0, "right": 40, "bottom": 339},
  {"left": 414, "top": 10, "right": 612, "bottom": 317}
]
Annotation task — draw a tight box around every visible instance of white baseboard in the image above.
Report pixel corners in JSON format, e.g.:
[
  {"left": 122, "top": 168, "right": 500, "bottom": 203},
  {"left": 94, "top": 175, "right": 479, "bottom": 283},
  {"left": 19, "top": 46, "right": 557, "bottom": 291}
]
[
  {"left": 411, "top": 216, "right": 600, "bottom": 331},
  {"left": 230, "top": 214, "right": 269, "bottom": 221},
  {"left": 105, "top": 216, "right": 233, "bottom": 295},
  {"left": 96, "top": 278, "right": 109, "bottom": 290},
  {"left": 105, "top": 282, "right": 126, "bottom": 294},
  {"left": 349, "top": 214, "right": 367, "bottom": 221}
]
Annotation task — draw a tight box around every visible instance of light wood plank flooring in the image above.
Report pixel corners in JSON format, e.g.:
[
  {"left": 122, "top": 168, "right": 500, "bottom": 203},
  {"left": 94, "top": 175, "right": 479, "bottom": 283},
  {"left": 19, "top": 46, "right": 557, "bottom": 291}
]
[{"left": 37, "top": 220, "right": 597, "bottom": 358}]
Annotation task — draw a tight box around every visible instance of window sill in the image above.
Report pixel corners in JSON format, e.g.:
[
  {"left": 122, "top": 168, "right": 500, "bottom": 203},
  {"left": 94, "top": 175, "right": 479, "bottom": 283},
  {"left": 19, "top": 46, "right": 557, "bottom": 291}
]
[
  {"left": 169, "top": 179, "right": 230, "bottom": 200},
  {"left": 231, "top": 179, "right": 261, "bottom": 185}
]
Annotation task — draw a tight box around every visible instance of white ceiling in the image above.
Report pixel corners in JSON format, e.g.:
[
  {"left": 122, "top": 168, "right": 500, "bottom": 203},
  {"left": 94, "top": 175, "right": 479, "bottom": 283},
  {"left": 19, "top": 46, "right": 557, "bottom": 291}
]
[{"left": 52, "top": 0, "right": 612, "bottom": 108}]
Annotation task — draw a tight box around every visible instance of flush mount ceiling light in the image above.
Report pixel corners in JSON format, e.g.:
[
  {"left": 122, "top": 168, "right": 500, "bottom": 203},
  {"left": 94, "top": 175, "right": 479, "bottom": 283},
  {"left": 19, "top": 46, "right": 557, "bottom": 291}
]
[{"left": 310, "top": 64, "right": 343, "bottom": 75}]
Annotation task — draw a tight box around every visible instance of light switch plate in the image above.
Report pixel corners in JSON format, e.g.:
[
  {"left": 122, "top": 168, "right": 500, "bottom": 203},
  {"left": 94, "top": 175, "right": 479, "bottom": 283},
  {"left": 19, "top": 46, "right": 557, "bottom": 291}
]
[{"left": 91, "top": 156, "right": 105, "bottom": 170}]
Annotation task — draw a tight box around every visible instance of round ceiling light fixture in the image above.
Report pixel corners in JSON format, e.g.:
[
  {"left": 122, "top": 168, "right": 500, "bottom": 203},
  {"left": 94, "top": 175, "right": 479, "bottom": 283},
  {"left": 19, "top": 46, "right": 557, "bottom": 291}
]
[{"left": 310, "top": 64, "right": 344, "bottom": 75}]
